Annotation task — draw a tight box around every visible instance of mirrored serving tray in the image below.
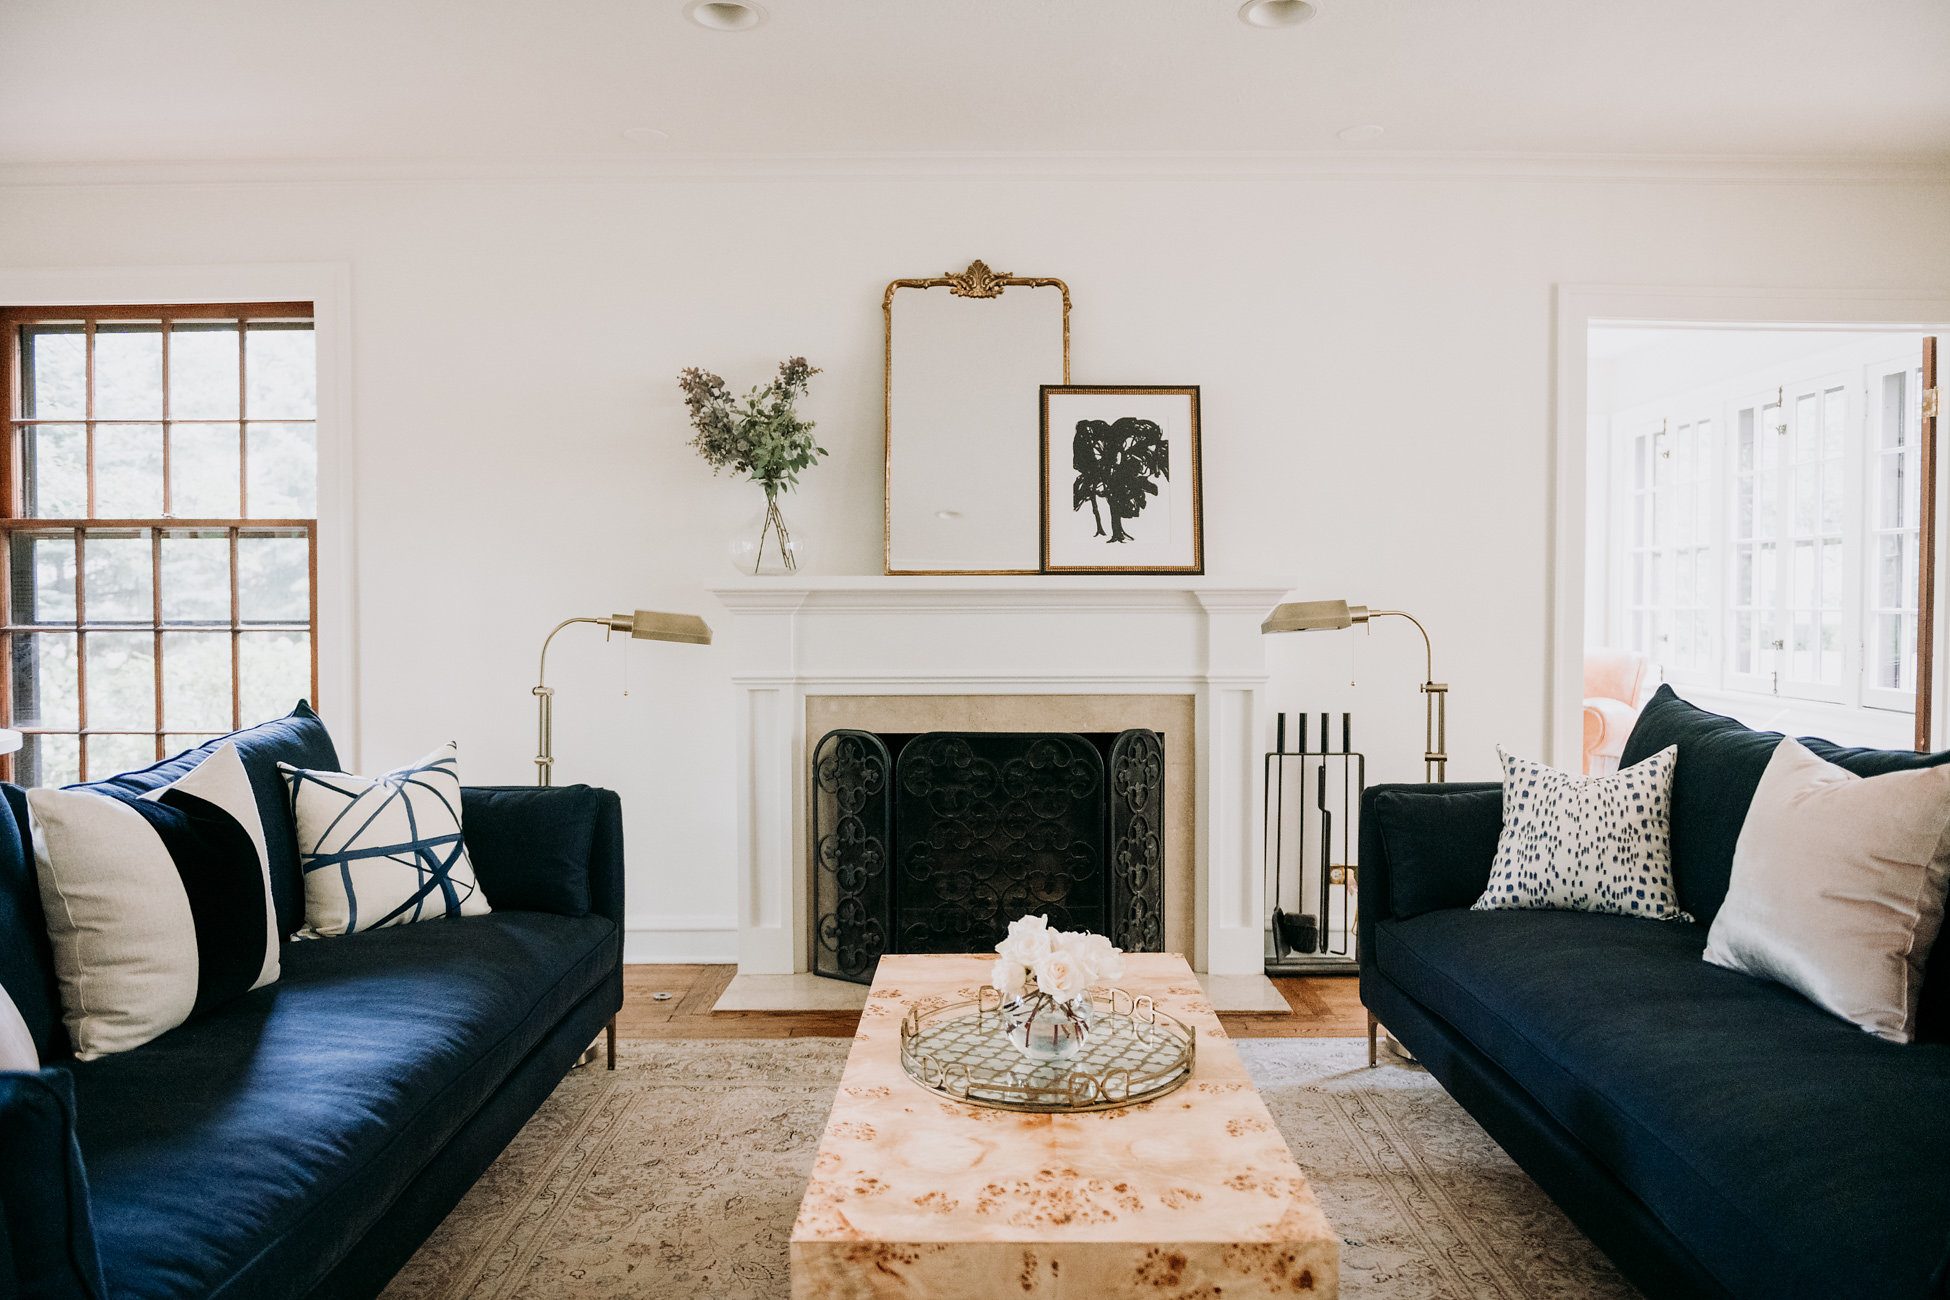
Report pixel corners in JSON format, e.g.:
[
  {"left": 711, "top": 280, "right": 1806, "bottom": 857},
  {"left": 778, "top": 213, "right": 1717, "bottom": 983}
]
[{"left": 898, "top": 986, "right": 1196, "bottom": 1113}]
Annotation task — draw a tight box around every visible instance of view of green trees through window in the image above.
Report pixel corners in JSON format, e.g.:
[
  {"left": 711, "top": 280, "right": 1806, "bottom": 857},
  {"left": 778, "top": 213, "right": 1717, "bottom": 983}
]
[{"left": 2, "top": 305, "right": 317, "bottom": 786}]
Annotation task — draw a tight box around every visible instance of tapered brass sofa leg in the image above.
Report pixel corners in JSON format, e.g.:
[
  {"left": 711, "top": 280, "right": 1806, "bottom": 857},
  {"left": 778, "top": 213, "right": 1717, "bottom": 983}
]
[
  {"left": 606, "top": 1016, "right": 617, "bottom": 1071},
  {"left": 1368, "top": 1011, "right": 1378, "bottom": 1068}
]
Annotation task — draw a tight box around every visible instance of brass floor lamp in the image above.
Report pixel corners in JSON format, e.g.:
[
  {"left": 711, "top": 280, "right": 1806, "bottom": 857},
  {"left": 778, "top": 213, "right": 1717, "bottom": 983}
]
[
  {"left": 532, "top": 608, "right": 711, "bottom": 1069},
  {"left": 534, "top": 610, "right": 712, "bottom": 787},
  {"left": 1260, "top": 599, "right": 1446, "bottom": 781},
  {"left": 1261, "top": 598, "right": 1445, "bottom": 1071}
]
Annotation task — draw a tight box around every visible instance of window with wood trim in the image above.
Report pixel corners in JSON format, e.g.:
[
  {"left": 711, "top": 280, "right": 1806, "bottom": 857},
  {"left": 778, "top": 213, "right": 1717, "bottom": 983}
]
[{"left": 0, "top": 304, "right": 317, "bottom": 786}]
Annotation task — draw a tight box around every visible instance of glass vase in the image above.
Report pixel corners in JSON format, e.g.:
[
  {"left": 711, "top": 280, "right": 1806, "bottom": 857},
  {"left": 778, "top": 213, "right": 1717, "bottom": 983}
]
[
  {"left": 1001, "top": 990, "right": 1094, "bottom": 1063},
  {"left": 729, "top": 484, "right": 805, "bottom": 577}
]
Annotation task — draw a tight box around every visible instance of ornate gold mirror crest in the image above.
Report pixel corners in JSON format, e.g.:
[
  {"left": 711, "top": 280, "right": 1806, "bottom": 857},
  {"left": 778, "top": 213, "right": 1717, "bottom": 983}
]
[{"left": 884, "top": 260, "right": 1071, "bottom": 575}]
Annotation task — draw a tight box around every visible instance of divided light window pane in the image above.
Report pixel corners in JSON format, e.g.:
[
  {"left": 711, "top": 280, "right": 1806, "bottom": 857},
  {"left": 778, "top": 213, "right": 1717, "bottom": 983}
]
[
  {"left": 168, "top": 324, "right": 239, "bottom": 419},
  {"left": 3, "top": 307, "right": 317, "bottom": 785},
  {"left": 91, "top": 324, "right": 161, "bottom": 420}
]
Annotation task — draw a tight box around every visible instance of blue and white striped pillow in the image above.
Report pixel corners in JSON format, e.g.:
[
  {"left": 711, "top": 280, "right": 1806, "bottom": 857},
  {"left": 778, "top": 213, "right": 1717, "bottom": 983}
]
[{"left": 281, "top": 742, "right": 490, "bottom": 936}]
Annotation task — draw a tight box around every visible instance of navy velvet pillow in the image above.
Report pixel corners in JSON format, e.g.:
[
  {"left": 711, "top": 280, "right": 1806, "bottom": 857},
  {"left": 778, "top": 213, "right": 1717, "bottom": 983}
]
[
  {"left": 1616, "top": 687, "right": 1785, "bottom": 925},
  {"left": 1620, "top": 686, "right": 1950, "bottom": 927},
  {"left": 461, "top": 785, "right": 600, "bottom": 917},
  {"left": 0, "top": 1069, "right": 104, "bottom": 1299},
  {"left": 77, "top": 701, "right": 340, "bottom": 938},
  {"left": 1372, "top": 785, "right": 1505, "bottom": 919}
]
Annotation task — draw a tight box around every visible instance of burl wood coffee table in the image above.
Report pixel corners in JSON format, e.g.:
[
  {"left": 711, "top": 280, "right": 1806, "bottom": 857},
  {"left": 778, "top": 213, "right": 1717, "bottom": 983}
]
[{"left": 790, "top": 953, "right": 1338, "bottom": 1298}]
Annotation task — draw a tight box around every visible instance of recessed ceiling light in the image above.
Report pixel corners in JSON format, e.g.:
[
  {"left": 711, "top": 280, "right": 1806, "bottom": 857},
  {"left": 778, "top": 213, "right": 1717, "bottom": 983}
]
[
  {"left": 622, "top": 126, "right": 670, "bottom": 144},
  {"left": 1337, "top": 124, "right": 1385, "bottom": 145},
  {"left": 1238, "top": 0, "right": 1317, "bottom": 28},
  {"left": 685, "top": 0, "right": 767, "bottom": 31}
]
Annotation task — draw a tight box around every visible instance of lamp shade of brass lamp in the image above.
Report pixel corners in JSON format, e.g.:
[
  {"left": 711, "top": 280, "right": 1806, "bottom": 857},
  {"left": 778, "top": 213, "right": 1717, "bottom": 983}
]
[
  {"left": 533, "top": 610, "right": 712, "bottom": 786},
  {"left": 1261, "top": 599, "right": 1447, "bottom": 782}
]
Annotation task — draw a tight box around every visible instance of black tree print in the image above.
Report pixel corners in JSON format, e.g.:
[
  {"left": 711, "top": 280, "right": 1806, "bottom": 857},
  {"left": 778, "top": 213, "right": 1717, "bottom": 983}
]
[{"left": 1072, "top": 417, "right": 1169, "bottom": 543}]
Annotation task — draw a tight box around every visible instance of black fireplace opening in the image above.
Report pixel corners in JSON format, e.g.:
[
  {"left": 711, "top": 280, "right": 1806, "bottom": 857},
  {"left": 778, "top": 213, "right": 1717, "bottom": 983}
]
[{"left": 811, "top": 729, "right": 1165, "bottom": 984}]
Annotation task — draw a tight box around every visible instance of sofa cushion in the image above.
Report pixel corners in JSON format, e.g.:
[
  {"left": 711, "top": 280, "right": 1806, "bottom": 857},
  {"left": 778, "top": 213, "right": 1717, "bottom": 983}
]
[
  {"left": 66, "top": 910, "right": 617, "bottom": 1300},
  {"left": 1374, "top": 907, "right": 1950, "bottom": 1297},
  {"left": 32, "top": 745, "right": 282, "bottom": 1060},
  {"left": 461, "top": 785, "right": 601, "bottom": 917},
  {"left": 283, "top": 743, "right": 490, "bottom": 936},
  {"left": 1473, "top": 745, "right": 1686, "bottom": 920},
  {"left": 1372, "top": 785, "right": 1504, "bottom": 920},
  {"left": 1618, "top": 687, "right": 1950, "bottom": 1040},
  {"left": 77, "top": 703, "right": 341, "bottom": 939},
  {"left": 1706, "top": 737, "right": 1950, "bottom": 1043},
  {"left": 0, "top": 1068, "right": 105, "bottom": 1300}
]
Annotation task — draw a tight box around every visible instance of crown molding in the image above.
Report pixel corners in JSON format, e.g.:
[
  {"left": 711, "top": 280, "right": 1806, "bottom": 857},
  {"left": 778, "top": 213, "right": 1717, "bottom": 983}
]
[{"left": 3, "top": 149, "right": 1947, "bottom": 189}]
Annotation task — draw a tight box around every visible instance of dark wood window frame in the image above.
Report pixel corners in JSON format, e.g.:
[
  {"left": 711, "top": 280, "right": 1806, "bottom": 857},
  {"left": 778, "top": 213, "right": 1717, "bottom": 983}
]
[{"left": 0, "top": 302, "right": 319, "bottom": 783}]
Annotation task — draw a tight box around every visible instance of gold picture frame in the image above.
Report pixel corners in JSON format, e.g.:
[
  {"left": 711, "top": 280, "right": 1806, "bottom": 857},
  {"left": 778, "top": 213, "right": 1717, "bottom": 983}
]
[{"left": 1040, "top": 385, "right": 1204, "bottom": 574}]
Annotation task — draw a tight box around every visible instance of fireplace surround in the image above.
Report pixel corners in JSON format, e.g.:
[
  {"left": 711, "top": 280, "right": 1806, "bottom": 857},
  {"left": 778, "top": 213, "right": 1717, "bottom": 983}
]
[{"left": 710, "top": 577, "right": 1287, "bottom": 1006}]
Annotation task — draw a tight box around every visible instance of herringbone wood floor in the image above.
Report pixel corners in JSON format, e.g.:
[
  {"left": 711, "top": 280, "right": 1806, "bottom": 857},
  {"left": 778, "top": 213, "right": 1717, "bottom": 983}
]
[{"left": 618, "top": 965, "right": 1365, "bottom": 1040}]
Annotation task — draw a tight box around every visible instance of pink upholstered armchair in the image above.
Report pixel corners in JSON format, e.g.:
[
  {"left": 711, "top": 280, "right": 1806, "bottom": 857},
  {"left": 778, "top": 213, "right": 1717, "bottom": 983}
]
[{"left": 1584, "top": 649, "right": 1655, "bottom": 775}]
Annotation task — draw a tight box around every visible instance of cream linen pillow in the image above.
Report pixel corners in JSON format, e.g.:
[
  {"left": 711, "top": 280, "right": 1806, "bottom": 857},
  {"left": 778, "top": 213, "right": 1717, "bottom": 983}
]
[
  {"left": 1704, "top": 737, "right": 1950, "bottom": 1042},
  {"left": 0, "top": 983, "right": 37, "bottom": 1071}
]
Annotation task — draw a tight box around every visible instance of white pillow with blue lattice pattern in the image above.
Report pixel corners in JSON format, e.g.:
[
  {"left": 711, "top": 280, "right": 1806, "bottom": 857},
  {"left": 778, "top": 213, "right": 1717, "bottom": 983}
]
[
  {"left": 280, "top": 742, "right": 490, "bottom": 936},
  {"left": 1472, "top": 745, "right": 1691, "bottom": 921}
]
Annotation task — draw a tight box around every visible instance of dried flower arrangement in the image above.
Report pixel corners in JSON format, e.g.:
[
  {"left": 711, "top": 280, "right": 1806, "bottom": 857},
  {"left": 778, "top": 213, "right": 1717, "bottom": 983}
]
[{"left": 679, "top": 357, "right": 825, "bottom": 573}]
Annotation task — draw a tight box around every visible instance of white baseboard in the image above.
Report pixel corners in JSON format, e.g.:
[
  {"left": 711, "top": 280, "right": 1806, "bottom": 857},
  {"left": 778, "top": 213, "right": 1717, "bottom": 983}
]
[{"left": 622, "top": 915, "right": 738, "bottom": 964}]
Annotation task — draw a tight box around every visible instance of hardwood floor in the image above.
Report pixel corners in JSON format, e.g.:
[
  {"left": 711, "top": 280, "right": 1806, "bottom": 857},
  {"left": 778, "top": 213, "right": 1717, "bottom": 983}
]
[{"left": 618, "top": 965, "right": 1367, "bottom": 1040}]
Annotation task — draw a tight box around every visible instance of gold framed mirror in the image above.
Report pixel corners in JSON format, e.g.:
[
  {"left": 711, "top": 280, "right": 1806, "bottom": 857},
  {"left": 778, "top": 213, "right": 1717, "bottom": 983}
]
[{"left": 884, "top": 261, "right": 1071, "bottom": 575}]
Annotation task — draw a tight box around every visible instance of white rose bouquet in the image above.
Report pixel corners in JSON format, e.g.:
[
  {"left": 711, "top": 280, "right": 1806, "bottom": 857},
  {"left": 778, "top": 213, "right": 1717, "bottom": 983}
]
[{"left": 990, "top": 914, "right": 1127, "bottom": 1008}]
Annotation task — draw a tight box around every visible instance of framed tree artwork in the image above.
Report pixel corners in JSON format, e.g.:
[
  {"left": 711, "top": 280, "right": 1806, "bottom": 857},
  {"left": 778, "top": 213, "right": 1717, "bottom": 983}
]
[{"left": 1040, "top": 385, "right": 1203, "bottom": 573}]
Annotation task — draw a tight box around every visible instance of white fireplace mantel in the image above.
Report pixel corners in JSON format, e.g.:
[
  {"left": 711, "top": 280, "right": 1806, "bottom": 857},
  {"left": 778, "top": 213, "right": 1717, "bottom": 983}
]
[{"left": 709, "top": 576, "right": 1291, "bottom": 979}]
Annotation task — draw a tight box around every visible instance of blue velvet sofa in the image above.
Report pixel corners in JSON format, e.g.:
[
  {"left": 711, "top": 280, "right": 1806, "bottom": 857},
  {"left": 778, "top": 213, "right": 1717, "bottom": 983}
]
[
  {"left": 1359, "top": 687, "right": 1950, "bottom": 1300},
  {"left": 0, "top": 708, "right": 626, "bottom": 1299}
]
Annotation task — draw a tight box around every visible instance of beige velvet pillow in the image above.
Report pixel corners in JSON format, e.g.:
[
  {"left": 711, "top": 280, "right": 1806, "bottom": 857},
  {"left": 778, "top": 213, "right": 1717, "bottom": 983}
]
[{"left": 1704, "top": 737, "right": 1950, "bottom": 1042}]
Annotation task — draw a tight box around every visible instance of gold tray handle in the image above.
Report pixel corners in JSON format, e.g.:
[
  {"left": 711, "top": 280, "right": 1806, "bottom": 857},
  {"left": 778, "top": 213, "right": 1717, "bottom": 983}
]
[{"left": 978, "top": 984, "right": 1003, "bottom": 1023}]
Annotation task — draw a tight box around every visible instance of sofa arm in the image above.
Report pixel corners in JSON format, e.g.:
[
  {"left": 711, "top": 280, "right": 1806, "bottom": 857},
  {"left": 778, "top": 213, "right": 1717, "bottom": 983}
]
[
  {"left": 1358, "top": 782, "right": 1503, "bottom": 969},
  {"left": 0, "top": 1068, "right": 105, "bottom": 1300},
  {"left": 461, "top": 785, "right": 625, "bottom": 926}
]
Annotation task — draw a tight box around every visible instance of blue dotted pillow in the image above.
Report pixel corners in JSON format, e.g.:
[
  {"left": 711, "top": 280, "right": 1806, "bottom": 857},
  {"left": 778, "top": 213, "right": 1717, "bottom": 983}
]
[{"left": 1473, "top": 745, "right": 1691, "bottom": 921}]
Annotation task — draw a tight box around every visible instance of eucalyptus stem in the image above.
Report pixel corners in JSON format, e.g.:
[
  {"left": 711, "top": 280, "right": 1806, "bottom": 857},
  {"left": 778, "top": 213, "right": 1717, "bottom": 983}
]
[{"left": 753, "top": 483, "right": 796, "bottom": 575}]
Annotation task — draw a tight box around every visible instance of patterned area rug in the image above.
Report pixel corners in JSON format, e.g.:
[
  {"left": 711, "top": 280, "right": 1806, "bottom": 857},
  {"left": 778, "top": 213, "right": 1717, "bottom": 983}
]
[{"left": 381, "top": 1038, "right": 1638, "bottom": 1300}]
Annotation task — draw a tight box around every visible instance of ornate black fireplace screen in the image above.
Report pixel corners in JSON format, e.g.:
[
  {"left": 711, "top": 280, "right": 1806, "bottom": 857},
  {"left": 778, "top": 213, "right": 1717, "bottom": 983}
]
[{"left": 811, "top": 729, "right": 1166, "bottom": 984}]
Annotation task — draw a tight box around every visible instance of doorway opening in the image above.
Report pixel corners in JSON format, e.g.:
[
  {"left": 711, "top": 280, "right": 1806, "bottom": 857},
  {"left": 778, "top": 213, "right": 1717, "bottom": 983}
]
[{"left": 1582, "top": 325, "right": 1940, "bottom": 767}]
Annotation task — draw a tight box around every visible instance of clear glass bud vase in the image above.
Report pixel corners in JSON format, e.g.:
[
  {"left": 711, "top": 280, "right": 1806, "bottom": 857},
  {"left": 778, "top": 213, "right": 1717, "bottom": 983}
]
[
  {"left": 729, "top": 483, "right": 805, "bottom": 577},
  {"left": 1002, "top": 989, "right": 1094, "bottom": 1063}
]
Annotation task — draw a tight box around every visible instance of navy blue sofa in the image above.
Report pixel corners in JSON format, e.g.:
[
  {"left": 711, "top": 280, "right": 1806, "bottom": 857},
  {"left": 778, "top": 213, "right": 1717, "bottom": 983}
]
[
  {"left": 0, "top": 708, "right": 626, "bottom": 1299},
  {"left": 1359, "top": 687, "right": 1950, "bottom": 1300}
]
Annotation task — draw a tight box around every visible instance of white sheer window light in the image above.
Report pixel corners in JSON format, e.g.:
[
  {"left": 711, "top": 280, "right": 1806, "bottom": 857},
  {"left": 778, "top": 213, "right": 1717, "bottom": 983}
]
[
  {"left": 1625, "top": 413, "right": 1715, "bottom": 682},
  {"left": 1597, "top": 332, "right": 1928, "bottom": 744}
]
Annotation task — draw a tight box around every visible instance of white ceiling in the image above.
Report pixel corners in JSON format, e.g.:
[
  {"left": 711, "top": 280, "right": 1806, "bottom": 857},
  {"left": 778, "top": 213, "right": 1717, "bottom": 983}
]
[{"left": 3, "top": 0, "right": 1948, "bottom": 171}]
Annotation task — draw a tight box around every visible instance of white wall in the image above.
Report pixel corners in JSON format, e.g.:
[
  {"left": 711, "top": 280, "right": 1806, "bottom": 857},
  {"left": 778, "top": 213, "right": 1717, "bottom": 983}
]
[{"left": 3, "top": 166, "right": 1946, "bottom": 957}]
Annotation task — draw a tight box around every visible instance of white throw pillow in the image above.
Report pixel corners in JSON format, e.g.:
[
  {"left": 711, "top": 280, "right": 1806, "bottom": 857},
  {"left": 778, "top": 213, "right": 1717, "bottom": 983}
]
[
  {"left": 1473, "top": 745, "right": 1690, "bottom": 921},
  {"left": 27, "top": 743, "right": 279, "bottom": 1059},
  {"left": 282, "top": 742, "right": 490, "bottom": 937},
  {"left": 0, "top": 984, "right": 38, "bottom": 1071},
  {"left": 1704, "top": 737, "right": 1950, "bottom": 1043}
]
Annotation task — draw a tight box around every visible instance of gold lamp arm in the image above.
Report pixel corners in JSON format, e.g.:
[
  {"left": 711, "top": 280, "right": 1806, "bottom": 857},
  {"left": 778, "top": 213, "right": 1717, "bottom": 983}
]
[
  {"left": 534, "top": 617, "right": 612, "bottom": 787},
  {"left": 1368, "top": 609, "right": 1445, "bottom": 782},
  {"left": 532, "top": 610, "right": 713, "bottom": 787}
]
